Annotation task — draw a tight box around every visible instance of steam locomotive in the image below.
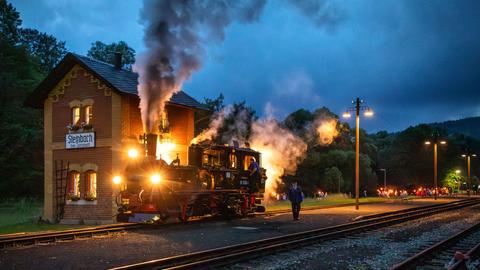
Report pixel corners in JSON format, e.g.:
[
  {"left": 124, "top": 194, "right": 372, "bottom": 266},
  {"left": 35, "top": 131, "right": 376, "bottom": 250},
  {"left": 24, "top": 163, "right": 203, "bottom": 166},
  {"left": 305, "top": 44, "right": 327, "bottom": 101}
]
[{"left": 115, "top": 134, "right": 267, "bottom": 223}]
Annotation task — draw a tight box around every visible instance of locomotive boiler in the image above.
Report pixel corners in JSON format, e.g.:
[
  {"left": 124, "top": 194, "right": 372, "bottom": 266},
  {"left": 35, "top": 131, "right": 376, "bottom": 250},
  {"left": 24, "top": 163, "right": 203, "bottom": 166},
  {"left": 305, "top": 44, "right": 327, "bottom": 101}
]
[{"left": 114, "top": 134, "right": 267, "bottom": 223}]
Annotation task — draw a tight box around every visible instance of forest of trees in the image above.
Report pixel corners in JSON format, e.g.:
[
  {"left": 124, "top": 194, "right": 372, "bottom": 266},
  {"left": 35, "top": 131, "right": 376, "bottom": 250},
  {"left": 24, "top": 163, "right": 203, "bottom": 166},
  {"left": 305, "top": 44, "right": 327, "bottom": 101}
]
[
  {"left": 0, "top": 0, "right": 478, "bottom": 199},
  {"left": 201, "top": 95, "right": 480, "bottom": 196}
]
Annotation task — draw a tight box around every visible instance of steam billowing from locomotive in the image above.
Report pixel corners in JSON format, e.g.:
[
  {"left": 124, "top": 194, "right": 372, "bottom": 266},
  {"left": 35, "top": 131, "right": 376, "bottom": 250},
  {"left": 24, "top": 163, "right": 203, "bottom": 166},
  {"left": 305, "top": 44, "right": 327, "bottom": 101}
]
[
  {"left": 134, "top": 0, "right": 344, "bottom": 133},
  {"left": 134, "top": 0, "right": 267, "bottom": 132},
  {"left": 134, "top": 0, "right": 345, "bottom": 196}
]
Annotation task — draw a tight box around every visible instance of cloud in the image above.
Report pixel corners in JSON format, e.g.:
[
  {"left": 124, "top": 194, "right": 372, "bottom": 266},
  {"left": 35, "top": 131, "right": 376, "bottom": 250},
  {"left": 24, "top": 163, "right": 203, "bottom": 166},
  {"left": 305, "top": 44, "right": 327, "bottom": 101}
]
[{"left": 273, "top": 69, "right": 320, "bottom": 104}]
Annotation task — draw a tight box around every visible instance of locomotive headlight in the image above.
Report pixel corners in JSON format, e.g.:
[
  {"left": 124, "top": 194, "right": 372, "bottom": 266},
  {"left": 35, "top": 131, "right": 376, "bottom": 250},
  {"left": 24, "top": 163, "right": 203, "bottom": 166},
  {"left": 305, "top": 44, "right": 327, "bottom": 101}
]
[
  {"left": 113, "top": 176, "right": 122, "bottom": 185},
  {"left": 128, "top": 148, "right": 139, "bottom": 159},
  {"left": 150, "top": 174, "right": 161, "bottom": 185}
]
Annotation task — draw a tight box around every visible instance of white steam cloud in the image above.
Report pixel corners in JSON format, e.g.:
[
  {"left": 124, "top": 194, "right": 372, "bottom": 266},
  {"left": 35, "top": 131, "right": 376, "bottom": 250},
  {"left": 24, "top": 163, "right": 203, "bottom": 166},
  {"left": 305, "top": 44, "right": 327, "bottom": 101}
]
[{"left": 250, "top": 116, "right": 307, "bottom": 196}]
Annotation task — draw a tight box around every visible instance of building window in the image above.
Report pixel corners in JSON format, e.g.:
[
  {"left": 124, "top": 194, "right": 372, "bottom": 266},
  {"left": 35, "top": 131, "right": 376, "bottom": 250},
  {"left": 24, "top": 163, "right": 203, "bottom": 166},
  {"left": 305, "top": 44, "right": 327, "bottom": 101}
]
[
  {"left": 229, "top": 154, "right": 237, "bottom": 169},
  {"left": 84, "top": 105, "right": 93, "bottom": 125},
  {"left": 85, "top": 171, "right": 97, "bottom": 201},
  {"left": 72, "top": 107, "right": 80, "bottom": 125},
  {"left": 68, "top": 171, "right": 81, "bottom": 200}
]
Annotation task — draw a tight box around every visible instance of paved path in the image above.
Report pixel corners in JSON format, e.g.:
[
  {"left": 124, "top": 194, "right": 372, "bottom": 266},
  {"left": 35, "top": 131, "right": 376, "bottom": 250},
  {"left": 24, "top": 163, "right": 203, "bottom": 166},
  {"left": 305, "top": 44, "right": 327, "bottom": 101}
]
[{"left": 0, "top": 198, "right": 458, "bottom": 270}]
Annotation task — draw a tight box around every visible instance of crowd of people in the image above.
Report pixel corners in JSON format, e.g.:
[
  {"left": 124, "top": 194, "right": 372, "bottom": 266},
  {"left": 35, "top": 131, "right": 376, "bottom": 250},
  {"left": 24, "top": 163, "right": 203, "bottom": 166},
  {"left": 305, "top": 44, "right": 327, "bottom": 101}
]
[
  {"left": 376, "top": 187, "right": 452, "bottom": 198},
  {"left": 377, "top": 188, "right": 409, "bottom": 198}
]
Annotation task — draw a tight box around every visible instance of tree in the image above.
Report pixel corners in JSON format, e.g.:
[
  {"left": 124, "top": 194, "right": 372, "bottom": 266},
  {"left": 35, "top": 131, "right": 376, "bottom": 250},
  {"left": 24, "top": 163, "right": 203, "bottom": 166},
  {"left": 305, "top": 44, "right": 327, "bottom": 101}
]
[
  {"left": 0, "top": 32, "right": 44, "bottom": 198},
  {"left": 443, "top": 170, "right": 463, "bottom": 193},
  {"left": 202, "top": 93, "right": 224, "bottom": 112},
  {"left": 284, "top": 109, "right": 314, "bottom": 133},
  {"left": 324, "top": 167, "right": 343, "bottom": 193},
  {"left": 87, "top": 41, "right": 135, "bottom": 69},
  {"left": 0, "top": 0, "right": 21, "bottom": 43},
  {"left": 19, "top": 28, "right": 67, "bottom": 73}
]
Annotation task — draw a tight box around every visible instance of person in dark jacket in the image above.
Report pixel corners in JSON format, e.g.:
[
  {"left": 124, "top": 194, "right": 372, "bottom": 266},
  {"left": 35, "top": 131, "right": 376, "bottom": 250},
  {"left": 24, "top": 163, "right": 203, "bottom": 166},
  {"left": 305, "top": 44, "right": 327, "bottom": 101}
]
[
  {"left": 248, "top": 157, "right": 260, "bottom": 193},
  {"left": 288, "top": 181, "right": 303, "bottom": 220}
]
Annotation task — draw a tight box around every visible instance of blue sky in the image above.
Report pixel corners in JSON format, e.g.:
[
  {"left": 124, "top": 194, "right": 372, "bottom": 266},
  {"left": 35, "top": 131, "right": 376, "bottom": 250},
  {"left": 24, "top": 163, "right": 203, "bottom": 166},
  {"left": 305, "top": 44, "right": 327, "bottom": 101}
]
[{"left": 11, "top": 0, "right": 480, "bottom": 132}]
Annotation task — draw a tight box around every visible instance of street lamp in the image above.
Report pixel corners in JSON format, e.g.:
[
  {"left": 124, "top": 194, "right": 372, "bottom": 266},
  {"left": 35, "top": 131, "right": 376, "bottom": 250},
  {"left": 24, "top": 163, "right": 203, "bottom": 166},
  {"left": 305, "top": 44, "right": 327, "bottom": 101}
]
[
  {"left": 342, "top": 97, "right": 373, "bottom": 210},
  {"left": 424, "top": 131, "right": 446, "bottom": 200},
  {"left": 461, "top": 149, "right": 476, "bottom": 197},
  {"left": 380, "top": 169, "right": 387, "bottom": 190}
]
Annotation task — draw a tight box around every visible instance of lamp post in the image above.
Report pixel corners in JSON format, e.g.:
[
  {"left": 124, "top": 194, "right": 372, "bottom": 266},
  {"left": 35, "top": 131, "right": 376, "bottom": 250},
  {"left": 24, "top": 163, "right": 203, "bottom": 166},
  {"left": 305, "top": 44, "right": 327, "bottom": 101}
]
[
  {"left": 455, "top": 169, "right": 461, "bottom": 194},
  {"left": 380, "top": 168, "right": 387, "bottom": 190},
  {"left": 461, "top": 150, "right": 476, "bottom": 197},
  {"left": 424, "top": 131, "right": 446, "bottom": 200},
  {"left": 342, "top": 98, "right": 373, "bottom": 210}
]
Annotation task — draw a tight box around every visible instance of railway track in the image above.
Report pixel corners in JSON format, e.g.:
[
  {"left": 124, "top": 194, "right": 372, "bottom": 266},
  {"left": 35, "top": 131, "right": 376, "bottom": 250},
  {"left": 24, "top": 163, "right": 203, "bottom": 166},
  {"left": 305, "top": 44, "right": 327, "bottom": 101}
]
[
  {"left": 0, "top": 198, "right": 435, "bottom": 250},
  {"left": 109, "top": 198, "right": 480, "bottom": 270},
  {"left": 0, "top": 223, "right": 143, "bottom": 249},
  {"left": 391, "top": 220, "right": 480, "bottom": 270},
  {"left": 0, "top": 198, "right": 472, "bottom": 251}
]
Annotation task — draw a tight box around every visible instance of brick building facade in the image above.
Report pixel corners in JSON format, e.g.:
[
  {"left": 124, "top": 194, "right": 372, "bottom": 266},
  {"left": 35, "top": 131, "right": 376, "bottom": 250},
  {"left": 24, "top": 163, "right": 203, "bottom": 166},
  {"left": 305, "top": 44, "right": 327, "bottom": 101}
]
[{"left": 27, "top": 53, "right": 204, "bottom": 224}]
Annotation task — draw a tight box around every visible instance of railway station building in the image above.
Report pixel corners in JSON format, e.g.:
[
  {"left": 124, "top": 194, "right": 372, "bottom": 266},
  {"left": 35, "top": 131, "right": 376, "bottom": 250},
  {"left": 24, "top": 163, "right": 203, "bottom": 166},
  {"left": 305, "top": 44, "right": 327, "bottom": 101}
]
[{"left": 27, "top": 53, "right": 204, "bottom": 224}]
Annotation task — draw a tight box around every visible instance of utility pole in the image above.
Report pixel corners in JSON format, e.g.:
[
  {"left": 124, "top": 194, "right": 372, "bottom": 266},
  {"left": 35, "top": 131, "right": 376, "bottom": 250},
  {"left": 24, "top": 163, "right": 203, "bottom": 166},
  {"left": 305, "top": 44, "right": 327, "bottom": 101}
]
[
  {"left": 425, "top": 131, "right": 446, "bottom": 200},
  {"left": 380, "top": 169, "right": 386, "bottom": 190},
  {"left": 462, "top": 151, "right": 476, "bottom": 197},
  {"left": 342, "top": 98, "right": 373, "bottom": 210}
]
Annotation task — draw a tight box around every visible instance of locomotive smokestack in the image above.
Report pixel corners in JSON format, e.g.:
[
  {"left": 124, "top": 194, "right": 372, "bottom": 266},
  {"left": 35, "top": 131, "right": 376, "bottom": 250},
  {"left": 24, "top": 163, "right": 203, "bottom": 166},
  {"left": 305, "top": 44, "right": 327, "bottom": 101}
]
[{"left": 146, "top": 133, "right": 158, "bottom": 158}]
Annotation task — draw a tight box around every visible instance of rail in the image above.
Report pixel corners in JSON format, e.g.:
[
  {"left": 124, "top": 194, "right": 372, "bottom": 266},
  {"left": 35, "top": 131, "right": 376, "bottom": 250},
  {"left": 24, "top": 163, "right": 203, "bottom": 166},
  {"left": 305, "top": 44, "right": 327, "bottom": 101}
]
[
  {"left": 109, "top": 199, "right": 480, "bottom": 269},
  {"left": 391, "top": 219, "right": 480, "bottom": 270}
]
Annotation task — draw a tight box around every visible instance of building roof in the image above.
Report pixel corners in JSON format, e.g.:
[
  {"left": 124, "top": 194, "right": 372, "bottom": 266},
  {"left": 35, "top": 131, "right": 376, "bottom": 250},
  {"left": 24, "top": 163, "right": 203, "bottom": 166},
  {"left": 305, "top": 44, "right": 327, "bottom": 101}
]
[{"left": 26, "top": 53, "right": 207, "bottom": 110}]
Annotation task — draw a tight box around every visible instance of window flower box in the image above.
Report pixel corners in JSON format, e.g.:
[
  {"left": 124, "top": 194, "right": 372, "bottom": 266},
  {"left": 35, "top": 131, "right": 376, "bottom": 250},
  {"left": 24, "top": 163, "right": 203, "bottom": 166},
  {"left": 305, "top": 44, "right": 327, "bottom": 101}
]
[
  {"left": 66, "top": 123, "right": 94, "bottom": 133},
  {"left": 84, "top": 192, "right": 96, "bottom": 201},
  {"left": 66, "top": 123, "right": 81, "bottom": 133},
  {"left": 67, "top": 193, "right": 80, "bottom": 201}
]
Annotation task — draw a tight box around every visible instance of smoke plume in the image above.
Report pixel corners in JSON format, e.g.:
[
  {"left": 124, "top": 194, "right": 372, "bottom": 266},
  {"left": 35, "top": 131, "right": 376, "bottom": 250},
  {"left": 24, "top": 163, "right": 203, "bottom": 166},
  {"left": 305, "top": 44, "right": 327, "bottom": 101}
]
[
  {"left": 192, "top": 103, "right": 307, "bottom": 197},
  {"left": 315, "top": 117, "right": 339, "bottom": 145},
  {"left": 287, "top": 0, "right": 345, "bottom": 31},
  {"left": 250, "top": 116, "right": 307, "bottom": 197},
  {"left": 135, "top": 0, "right": 267, "bottom": 132},
  {"left": 191, "top": 106, "right": 232, "bottom": 144}
]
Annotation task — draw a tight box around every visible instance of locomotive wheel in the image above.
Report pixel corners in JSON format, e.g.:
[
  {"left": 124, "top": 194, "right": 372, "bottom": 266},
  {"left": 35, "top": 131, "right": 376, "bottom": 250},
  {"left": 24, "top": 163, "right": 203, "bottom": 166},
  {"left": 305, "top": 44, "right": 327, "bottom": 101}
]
[{"left": 178, "top": 215, "right": 189, "bottom": 222}]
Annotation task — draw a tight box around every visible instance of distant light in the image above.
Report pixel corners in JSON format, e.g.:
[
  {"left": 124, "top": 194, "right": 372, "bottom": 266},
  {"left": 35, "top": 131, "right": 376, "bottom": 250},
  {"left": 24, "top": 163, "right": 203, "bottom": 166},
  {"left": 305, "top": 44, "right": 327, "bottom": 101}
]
[
  {"left": 151, "top": 174, "right": 161, "bottom": 185},
  {"left": 440, "top": 141, "right": 447, "bottom": 145},
  {"left": 455, "top": 170, "right": 461, "bottom": 174},
  {"left": 462, "top": 154, "right": 467, "bottom": 158},
  {"left": 364, "top": 109, "right": 374, "bottom": 117},
  {"left": 425, "top": 141, "right": 431, "bottom": 145},
  {"left": 128, "top": 148, "right": 139, "bottom": 159},
  {"left": 113, "top": 176, "right": 122, "bottom": 185},
  {"left": 473, "top": 154, "right": 477, "bottom": 157},
  {"left": 342, "top": 111, "right": 351, "bottom": 118}
]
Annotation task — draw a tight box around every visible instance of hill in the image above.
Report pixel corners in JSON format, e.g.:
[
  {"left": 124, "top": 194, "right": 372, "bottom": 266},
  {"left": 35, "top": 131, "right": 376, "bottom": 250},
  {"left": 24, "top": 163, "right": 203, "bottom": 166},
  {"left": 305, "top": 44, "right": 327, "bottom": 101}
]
[{"left": 431, "top": 116, "right": 480, "bottom": 139}]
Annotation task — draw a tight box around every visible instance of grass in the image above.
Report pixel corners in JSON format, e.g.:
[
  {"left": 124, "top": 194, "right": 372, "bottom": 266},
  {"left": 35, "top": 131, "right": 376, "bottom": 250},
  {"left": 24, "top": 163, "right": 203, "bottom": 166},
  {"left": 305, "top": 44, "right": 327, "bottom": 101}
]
[
  {"left": 265, "top": 195, "right": 390, "bottom": 212},
  {"left": 0, "top": 198, "right": 85, "bottom": 235}
]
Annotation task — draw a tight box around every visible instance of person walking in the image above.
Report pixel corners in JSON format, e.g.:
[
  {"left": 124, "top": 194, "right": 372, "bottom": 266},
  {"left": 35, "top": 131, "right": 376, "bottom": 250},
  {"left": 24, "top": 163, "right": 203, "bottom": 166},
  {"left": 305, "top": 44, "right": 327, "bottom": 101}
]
[{"left": 288, "top": 181, "right": 303, "bottom": 221}]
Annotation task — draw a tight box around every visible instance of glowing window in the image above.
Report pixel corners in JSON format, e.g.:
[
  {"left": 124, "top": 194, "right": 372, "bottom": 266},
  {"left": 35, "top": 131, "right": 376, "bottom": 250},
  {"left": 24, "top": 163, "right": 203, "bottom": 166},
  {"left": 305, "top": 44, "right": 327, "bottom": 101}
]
[
  {"left": 85, "top": 171, "right": 97, "bottom": 200},
  {"left": 72, "top": 107, "right": 80, "bottom": 125},
  {"left": 68, "top": 171, "right": 81, "bottom": 198},
  {"left": 202, "top": 149, "right": 225, "bottom": 167},
  {"left": 229, "top": 154, "right": 237, "bottom": 169},
  {"left": 84, "top": 106, "right": 93, "bottom": 124}
]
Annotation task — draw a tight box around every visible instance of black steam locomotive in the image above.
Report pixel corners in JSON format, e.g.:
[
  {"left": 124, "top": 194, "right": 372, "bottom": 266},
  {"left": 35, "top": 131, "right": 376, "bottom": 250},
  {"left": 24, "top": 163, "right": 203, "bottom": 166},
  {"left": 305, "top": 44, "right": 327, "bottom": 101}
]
[{"left": 115, "top": 134, "right": 266, "bottom": 223}]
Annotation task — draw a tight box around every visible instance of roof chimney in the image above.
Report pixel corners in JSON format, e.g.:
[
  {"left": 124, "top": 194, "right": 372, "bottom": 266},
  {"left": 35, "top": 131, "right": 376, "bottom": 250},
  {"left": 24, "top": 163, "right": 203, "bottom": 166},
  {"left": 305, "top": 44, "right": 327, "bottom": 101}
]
[{"left": 114, "top": 52, "right": 122, "bottom": 69}]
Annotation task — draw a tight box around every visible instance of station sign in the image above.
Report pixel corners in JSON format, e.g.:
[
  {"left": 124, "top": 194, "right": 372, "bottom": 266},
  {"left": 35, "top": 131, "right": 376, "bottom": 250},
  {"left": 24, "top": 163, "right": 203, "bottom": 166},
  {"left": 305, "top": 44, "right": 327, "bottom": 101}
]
[{"left": 65, "top": 132, "right": 95, "bottom": 149}]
